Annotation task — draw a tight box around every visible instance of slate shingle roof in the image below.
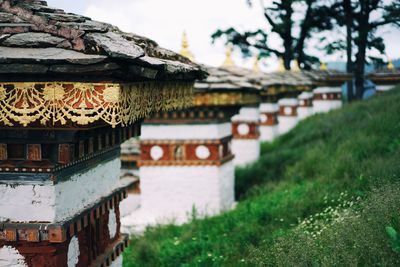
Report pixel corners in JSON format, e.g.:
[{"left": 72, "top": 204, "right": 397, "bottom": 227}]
[
  {"left": 0, "top": 0, "right": 206, "bottom": 81},
  {"left": 194, "top": 66, "right": 260, "bottom": 92}
]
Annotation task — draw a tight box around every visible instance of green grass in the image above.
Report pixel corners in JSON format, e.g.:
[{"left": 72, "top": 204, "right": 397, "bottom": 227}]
[{"left": 123, "top": 88, "right": 400, "bottom": 267}]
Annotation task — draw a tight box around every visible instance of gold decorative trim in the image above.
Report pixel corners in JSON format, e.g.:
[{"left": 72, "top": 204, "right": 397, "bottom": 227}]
[
  {"left": 261, "top": 85, "right": 312, "bottom": 96},
  {"left": 194, "top": 92, "right": 259, "bottom": 106},
  {"left": 0, "top": 81, "right": 194, "bottom": 128}
]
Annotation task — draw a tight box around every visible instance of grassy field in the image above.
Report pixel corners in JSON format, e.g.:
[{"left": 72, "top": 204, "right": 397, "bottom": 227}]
[{"left": 123, "top": 88, "right": 400, "bottom": 267}]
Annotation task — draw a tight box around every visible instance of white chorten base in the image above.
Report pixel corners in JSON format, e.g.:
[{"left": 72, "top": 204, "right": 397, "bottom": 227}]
[
  {"left": 121, "top": 161, "right": 235, "bottom": 233},
  {"left": 278, "top": 116, "right": 298, "bottom": 135},
  {"left": 120, "top": 194, "right": 141, "bottom": 218},
  {"left": 298, "top": 107, "right": 314, "bottom": 120},
  {"left": 260, "top": 125, "right": 279, "bottom": 142},
  {"left": 232, "top": 139, "right": 260, "bottom": 167},
  {"left": 376, "top": 85, "right": 396, "bottom": 92},
  {"left": 313, "top": 100, "right": 342, "bottom": 113},
  {"left": 110, "top": 255, "right": 123, "bottom": 267},
  {"left": 0, "top": 158, "right": 121, "bottom": 222},
  {"left": 0, "top": 246, "right": 28, "bottom": 267}
]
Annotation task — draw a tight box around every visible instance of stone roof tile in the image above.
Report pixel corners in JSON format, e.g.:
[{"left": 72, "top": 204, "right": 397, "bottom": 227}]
[{"left": 0, "top": 0, "right": 206, "bottom": 81}]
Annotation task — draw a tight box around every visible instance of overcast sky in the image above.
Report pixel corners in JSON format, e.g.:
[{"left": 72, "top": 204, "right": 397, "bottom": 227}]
[{"left": 47, "top": 0, "right": 400, "bottom": 71}]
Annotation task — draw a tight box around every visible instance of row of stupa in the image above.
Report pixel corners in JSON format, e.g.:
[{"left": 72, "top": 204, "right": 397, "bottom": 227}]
[
  {"left": 119, "top": 33, "right": 400, "bottom": 233},
  {"left": 0, "top": 1, "right": 206, "bottom": 267}
]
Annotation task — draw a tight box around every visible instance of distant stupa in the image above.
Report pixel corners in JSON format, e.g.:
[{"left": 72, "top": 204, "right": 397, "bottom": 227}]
[
  {"left": 292, "top": 59, "right": 301, "bottom": 72},
  {"left": 320, "top": 62, "right": 328, "bottom": 71},
  {"left": 252, "top": 56, "right": 261, "bottom": 73},
  {"left": 277, "top": 58, "right": 286, "bottom": 72},
  {"left": 387, "top": 60, "right": 395, "bottom": 70},
  {"left": 222, "top": 45, "right": 235, "bottom": 67},
  {"left": 179, "top": 31, "right": 195, "bottom": 61}
]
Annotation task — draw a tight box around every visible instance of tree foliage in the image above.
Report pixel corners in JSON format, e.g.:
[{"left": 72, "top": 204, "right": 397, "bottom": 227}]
[{"left": 212, "top": 0, "right": 335, "bottom": 70}]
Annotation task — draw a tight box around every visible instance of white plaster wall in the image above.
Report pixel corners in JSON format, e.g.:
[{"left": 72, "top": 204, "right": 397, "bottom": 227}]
[
  {"left": 278, "top": 98, "right": 298, "bottom": 107},
  {"left": 260, "top": 125, "right": 279, "bottom": 142},
  {"left": 278, "top": 116, "right": 299, "bottom": 135},
  {"left": 138, "top": 161, "right": 235, "bottom": 224},
  {"left": 141, "top": 123, "right": 232, "bottom": 140},
  {"left": 109, "top": 255, "right": 123, "bottom": 267},
  {"left": 298, "top": 92, "right": 313, "bottom": 100},
  {"left": 314, "top": 87, "right": 342, "bottom": 94},
  {"left": 120, "top": 194, "right": 141, "bottom": 217},
  {"left": 67, "top": 236, "right": 80, "bottom": 267},
  {"left": 0, "top": 158, "right": 121, "bottom": 222},
  {"left": 260, "top": 103, "right": 279, "bottom": 113},
  {"left": 376, "top": 84, "right": 396, "bottom": 92},
  {"left": 313, "top": 100, "right": 342, "bottom": 113},
  {"left": 232, "top": 139, "right": 260, "bottom": 167},
  {"left": 0, "top": 246, "right": 28, "bottom": 267},
  {"left": 108, "top": 208, "right": 117, "bottom": 239},
  {"left": 232, "top": 107, "right": 260, "bottom": 122},
  {"left": 298, "top": 107, "right": 314, "bottom": 120}
]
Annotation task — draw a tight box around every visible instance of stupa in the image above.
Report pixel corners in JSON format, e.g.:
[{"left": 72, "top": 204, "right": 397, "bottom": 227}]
[{"left": 0, "top": 1, "right": 204, "bottom": 266}]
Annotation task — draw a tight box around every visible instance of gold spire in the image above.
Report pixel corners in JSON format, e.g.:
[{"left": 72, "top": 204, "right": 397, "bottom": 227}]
[
  {"left": 292, "top": 59, "right": 301, "bottom": 72},
  {"left": 320, "top": 62, "right": 328, "bottom": 71},
  {"left": 277, "top": 58, "right": 285, "bottom": 72},
  {"left": 252, "top": 56, "right": 260, "bottom": 73},
  {"left": 387, "top": 60, "right": 395, "bottom": 70},
  {"left": 222, "top": 45, "right": 235, "bottom": 67},
  {"left": 179, "top": 31, "right": 195, "bottom": 61}
]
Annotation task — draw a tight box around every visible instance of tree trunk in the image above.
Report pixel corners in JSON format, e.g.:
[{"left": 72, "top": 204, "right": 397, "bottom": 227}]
[
  {"left": 343, "top": 0, "right": 354, "bottom": 101},
  {"left": 282, "top": 0, "right": 294, "bottom": 70},
  {"left": 354, "top": 1, "right": 369, "bottom": 100},
  {"left": 296, "top": 0, "right": 314, "bottom": 69}
]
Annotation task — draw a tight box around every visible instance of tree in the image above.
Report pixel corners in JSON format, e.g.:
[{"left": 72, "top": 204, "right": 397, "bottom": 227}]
[
  {"left": 324, "top": 0, "right": 400, "bottom": 99},
  {"left": 212, "top": 0, "right": 334, "bottom": 70}
]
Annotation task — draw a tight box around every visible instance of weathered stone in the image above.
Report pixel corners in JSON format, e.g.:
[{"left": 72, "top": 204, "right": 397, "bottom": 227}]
[
  {"left": 0, "top": 47, "right": 107, "bottom": 65},
  {"left": 0, "top": 12, "right": 25, "bottom": 23},
  {"left": 0, "top": 23, "right": 31, "bottom": 34},
  {"left": 57, "top": 20, "right": 111, "bottom": 33},
  {"left": 49, "top": 62, "right": 120, "bottom": 74},
  {"left": 0, "top": 63, "right": 48, "bottom": 73},
  {"left": 2, "top": 32, "right": 71, "bottom": 48},
  {"left": 36, "top": 12, "right": 86, "bottom": 23},
  {"left": 128, "top": 65, "right": 158, "bottom": 79},
  {"left": 160, "top": 59, "right": 197, "bottom": 74},
  {"left": 84, "top": 32, "right": 145, "bottom": 61}
]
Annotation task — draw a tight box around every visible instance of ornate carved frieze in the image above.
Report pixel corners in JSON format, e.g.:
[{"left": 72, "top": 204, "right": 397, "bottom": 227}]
[
  {"left": 232, "top": 122, "right": 260, "bottom": 139},
  {"left": 139, "top": 137, "right": 233, "bottom": 166},
  {"left": 298, "top": 98, "right": 313, "bottom": 107},
  {"left": 261, "top": 85, "right": 312, "bottom": 97},
  {"left": 194, "top": 92, "right": 259, "bottom": 107},
  {"left": 0, "top": 81, "right": 194, "bottom": 128},
  {"left": 279, "top": 106, "right": 298, "bottom": 117},
  {"left": 145, "top": 106, "right": 239, "bottom": 124},
  {"left": 313, "top": 92, "right": 341, "bottom": 101},
  {"left": 0, "top": 123, "right": 140, "bottom": 176},
  {"left": 260, "top": 112, "right": 279, "bottom": 126}
]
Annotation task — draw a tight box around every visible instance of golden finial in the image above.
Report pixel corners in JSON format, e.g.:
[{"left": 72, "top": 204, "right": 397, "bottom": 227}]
[
  {"left": 292, "top": 59, "right": 301, "bottom": 72},
  {"left": 387, "top": 60, "right": 395, "bottom": 70},
  {"left": 222, "top": 45, "right": 235, "bottom": 67},
  {"left": 179, "top": 31, "right": 195, "bottom": 61},
  {"left": 277, "top": 58, "right": 285, "bottom": 72},
  {"left": 320, "top": 62, "right": 328, "bottom": 71},
  {"left": 252, "top": 56, "right": 260, "bottom": 73}
]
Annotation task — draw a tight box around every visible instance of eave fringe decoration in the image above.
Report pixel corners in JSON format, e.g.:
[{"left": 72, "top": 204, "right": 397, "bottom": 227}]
[{"left": 0, "top": 81, "right": 194, "bottom": 128}]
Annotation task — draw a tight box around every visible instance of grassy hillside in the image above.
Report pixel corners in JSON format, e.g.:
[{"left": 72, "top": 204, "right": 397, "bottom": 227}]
[{"left": 123, "top": 88, "right": 400, "bottom": 267}]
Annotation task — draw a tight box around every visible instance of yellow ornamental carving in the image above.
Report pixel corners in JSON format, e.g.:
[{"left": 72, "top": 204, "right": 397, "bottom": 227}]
[
  {"left": 0, "top": 85, "right": 6, "bottom": 101},
  {"left": 0, "top": 81, "right": 194, "bottom": 128}
]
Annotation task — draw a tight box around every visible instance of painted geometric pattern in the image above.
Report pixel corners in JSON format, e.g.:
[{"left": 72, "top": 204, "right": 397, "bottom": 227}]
[{"left": 0, "top": 81, "right": 194, "bottom": 128}]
